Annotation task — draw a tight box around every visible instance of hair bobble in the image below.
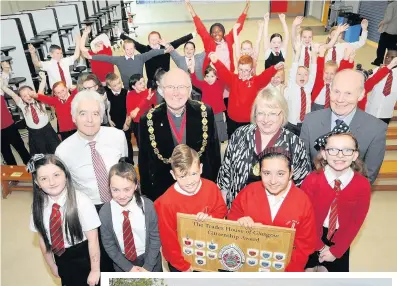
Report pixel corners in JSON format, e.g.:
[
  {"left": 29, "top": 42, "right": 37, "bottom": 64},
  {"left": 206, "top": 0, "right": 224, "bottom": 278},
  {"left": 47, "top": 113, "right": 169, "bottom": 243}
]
[
  {"left": 26, "top": 154, "right": 45, "bottom": 173},
  {"left": 314, "top": 121, "right": 350, "bottom": 151}
]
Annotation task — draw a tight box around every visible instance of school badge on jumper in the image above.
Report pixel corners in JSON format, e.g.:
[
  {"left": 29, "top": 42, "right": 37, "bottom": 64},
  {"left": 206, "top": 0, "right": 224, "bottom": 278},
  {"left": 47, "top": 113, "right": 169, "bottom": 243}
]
[
  {"left": 218, "top": 244, "right": 245, "bottom": 271},
  {"left": 252, "top": 162, "right": 260, "bottom": 176}
]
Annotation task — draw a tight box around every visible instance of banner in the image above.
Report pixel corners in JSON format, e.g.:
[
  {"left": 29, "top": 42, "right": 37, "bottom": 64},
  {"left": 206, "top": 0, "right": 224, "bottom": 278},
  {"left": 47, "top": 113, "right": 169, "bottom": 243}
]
[{"left": 177, "top": 213, "right": 296, "bottom": 272}]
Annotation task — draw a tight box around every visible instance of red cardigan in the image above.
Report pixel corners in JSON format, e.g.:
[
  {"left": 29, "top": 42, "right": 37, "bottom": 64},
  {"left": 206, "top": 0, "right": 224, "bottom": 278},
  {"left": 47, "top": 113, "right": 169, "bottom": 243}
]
[
  {"left": 358, "top": 66, "right": 390, "bottom": 110},
  {"left": 193, "top": 13, "right": 247, "bottom": 74},
  {"left": 311, "top": 57, "right": 354, "bottom": 103},
  {"left": 37, "top": 93, "right": 76, "bottom": 132},
  {"left": 228, "top": 181, "right": 316, "bottom": 272},
  {"left": 214, "top": 61, "right": 277, "bottom": 122},
  {"left": 191, "top": 72, "right": 226, "bottom": 114},
  {"left": 154, "top": 178, "right": 228, "bottom": 271},
  {"left": 300, "top": 170, "right": 371, "bottom": 258},
  {"left": 89, "top": 47, "right": 114, "bottom": 82},
  {"left": 126, "top": 89, "right": 156, "bottom": 123}
]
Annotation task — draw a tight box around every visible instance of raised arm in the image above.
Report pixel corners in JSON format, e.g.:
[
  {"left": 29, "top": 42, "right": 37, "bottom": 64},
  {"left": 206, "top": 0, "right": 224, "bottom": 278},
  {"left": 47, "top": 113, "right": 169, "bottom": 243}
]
[
  {"left": 350, "top": 19, "right": 368, "bottom": 49},
  {"left": 311, "top": 46, "right": 326, "bottom": 103},
  {"left": 338, "top": 45, "right": 355, "bottom": 71},
  {"left": 279, "top": 14, "right": 290, "bottom": 52},
  {"left": 37, "top": 71, "right": 47, "bottom": 94},
  {"left": 186, "top": 0, "right": 212, "bottom": 45},
  {"left": 209, "top": 53, "right": 234, "bottom": 87},
  {"left": 169, "top": 33, "right": 194, "bottom": 49},
  {"left": 90, "top": 54, "right": 119, "bottom": 65},
  {"left": 80, "top": 26, "right": 91, "bottom": 54},
  {"left": 141, "top": 49, "right": 165, "bottom": 63},
  {"left": 28, "top": 44, "right": 42, "bottom": 69},
  {"left": 0, "top": 78, "right": 22, "bottom": 105},
  {"left": 366, "top": 58, "right": 397, "bottom": 92},
  {"left": 256, "top": 64, "right": 281, "bottom": 90},
  {"left": 254, "top": 20, "right": 264, "bottom": 60},
  {"left": 322, "top": 24, "right": 349, "bottom": 49},
  {"left": 72, "top": 34, "right": 81, "bottom": 61},
  {"left": 291, "top": 16, "right": 304, "bottom": 52},
  {"left": 190, "top": 72, "right": 203, "bottom": 90},
  {"left": 263, "top": 13, "right": 270, "bottom": 53},
  {"left": 233, "top": 23, "right": 242, "bottom": 61},
  {"left": 225, "top": 1, "right": 249, "bottom": 40}
]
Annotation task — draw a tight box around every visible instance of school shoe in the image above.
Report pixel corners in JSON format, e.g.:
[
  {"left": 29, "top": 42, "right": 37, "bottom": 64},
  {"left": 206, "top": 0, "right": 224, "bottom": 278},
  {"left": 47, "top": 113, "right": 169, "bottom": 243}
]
[{"left": 371, "top": 61, "right": 381, "bottom": 67}]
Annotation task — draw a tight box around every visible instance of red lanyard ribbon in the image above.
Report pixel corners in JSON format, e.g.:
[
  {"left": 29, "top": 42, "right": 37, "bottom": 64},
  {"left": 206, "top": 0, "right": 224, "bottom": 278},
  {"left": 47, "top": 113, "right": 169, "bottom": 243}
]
[
  {"left": 167, "top": 111, "right": 187, "bottom": 144},
  {"left": 255, "top": 128, "right": 281, "bottom": 155}
]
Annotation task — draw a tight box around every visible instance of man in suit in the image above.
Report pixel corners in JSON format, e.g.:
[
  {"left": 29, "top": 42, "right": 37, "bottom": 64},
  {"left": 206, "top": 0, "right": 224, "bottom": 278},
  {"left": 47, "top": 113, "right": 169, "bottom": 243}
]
[
  {"left": 301, "top": 69, "right": 387, "bottom": 184},
  {"left": 139, "top": 68, "right": 221, "bottom": 201}
]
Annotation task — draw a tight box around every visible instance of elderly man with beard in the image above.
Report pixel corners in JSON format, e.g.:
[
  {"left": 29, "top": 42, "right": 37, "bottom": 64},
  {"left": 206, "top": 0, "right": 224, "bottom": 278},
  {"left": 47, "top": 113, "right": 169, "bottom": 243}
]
[
  {"left": 300, "top": 69, "right": 387, "bottom": 184},
  {"left": 139, "top": 68, "right": 221, "bottom": 202}
]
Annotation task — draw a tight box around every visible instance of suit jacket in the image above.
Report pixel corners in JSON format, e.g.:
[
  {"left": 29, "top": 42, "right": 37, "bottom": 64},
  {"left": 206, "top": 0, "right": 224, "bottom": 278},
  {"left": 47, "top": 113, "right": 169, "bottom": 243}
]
[
  {"left": 98, "top": 197, "right": 162, "bottom": 272},
  {"left": 170, "top": 50, "right": 206, "bottom": 80},
  {"left": 139, "top": 100, "right": 221, "bottom": 202},
  {"left": 300, "top": 108, "right": 387, "bottom": 184}
]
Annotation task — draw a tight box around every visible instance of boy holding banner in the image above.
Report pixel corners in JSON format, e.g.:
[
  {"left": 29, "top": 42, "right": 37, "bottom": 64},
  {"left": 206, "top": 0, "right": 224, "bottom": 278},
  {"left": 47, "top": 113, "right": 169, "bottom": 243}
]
[{"left": 154, "top": 144, "right": 228, "bottom": 272}]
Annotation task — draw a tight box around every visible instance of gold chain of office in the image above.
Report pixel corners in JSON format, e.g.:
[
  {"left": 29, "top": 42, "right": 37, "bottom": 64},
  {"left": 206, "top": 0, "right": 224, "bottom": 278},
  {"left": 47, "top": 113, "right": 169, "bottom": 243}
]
[{"left": 146, "top": 102, "right": 209, "bottom": 164}]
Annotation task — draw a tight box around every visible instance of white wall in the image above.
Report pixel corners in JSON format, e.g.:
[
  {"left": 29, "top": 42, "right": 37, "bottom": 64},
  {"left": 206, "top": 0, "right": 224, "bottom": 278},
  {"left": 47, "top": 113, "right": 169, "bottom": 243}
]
[{"left": 1, "top": 1, "right": 56, "bottom": 15}]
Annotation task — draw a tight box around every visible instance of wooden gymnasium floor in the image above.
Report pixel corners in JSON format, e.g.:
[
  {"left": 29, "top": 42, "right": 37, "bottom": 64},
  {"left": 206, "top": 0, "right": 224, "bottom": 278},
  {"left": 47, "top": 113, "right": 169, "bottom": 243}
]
[{"left": 1, "top": 11, "right": 397, "bottom": 286}]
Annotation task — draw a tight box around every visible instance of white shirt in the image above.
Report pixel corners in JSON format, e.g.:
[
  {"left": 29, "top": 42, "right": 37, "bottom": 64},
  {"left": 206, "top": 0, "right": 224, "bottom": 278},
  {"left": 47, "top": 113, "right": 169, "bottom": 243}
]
[
  {"left": 366, "top": 67, "right": 397, "bottom": 119},
  {"left": 298, "top": 44, "right": 312, "bottom": 67},
  {"left": 266, "top": 182, "right": 292, "bottom": 221},
  {"left": 325, "top": 31, "right": 368, "bottom": 64},
  {"left": 125, "top": 55, "right": 135, "bottom": 61},
  {"left": 110, "top": 198, "right": 146, "bottom": 256},
  {"left": 314, "top": 84, "right": 330, "bottom": 105},
  {"left": 174, "top": 180, "right": 202, "bottom": 196},
  {"left": 41, "top": 57, "right": 75, "bottom": 88},
  {"left": 30, "top": 190, "right": 101, "bottom": 248},
  {"left": 16, "top": 99, "right": 48, "bottom": 129},
  {"left": 323, "top": 165, "right": 354, "bottom": 229},
  {"left": 284, "top": 62, "right": 317, "bottom": 125},
  {"left": 55, "top": 127, "right": 128, "bottom": 204},
  {"left": 185, "top": 57, "right": 195, "bottom": 69},
  {"left": 264, "top": 47, "right": 287, "bottom": 61}
]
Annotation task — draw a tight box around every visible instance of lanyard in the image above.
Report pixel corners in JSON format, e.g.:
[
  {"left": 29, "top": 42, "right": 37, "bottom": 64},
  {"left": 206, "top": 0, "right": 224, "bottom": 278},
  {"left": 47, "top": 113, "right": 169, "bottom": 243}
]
[
  {"left": 167, "top": 111, "right": 187, "bottom": 144},
  {"left": 255, "top": 128, "right": 281, "bottom": 155}
]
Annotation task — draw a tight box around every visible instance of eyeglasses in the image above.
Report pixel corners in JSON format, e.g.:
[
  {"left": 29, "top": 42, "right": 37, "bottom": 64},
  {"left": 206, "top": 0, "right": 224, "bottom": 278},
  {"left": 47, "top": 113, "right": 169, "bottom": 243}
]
[
  {"left": 83, "top": 84, "right": 98, "bottom": 90},
  {"left": 162, "top": 85, "right": 190, "bottom": 93},
  {"left": 238, "top": 68, "right": 252, "bottom": 74},
  {"left": 256, "top": 110, "right": 282, "bottom": 121},
  {"left": 325, "top": 148, "right": 356, "bottom": 156}
]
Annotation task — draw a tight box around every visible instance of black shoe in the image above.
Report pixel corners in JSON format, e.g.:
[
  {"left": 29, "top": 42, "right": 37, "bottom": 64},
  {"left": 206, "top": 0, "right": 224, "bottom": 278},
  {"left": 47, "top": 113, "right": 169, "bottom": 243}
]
[{"left": 371, "top": 61, "right": 381, "bottom": 67}]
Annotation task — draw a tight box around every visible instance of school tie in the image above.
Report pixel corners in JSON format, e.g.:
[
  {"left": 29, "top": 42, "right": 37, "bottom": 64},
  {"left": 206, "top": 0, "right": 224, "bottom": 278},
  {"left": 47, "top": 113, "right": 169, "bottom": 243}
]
[
  {"left": 304, "top": 46, "right": 310, "bottom": 68},
  {"left": 275, "top": 51, "right": 280, "bottom": 56},
  {"left": 50, "top": 203, "right": 65, "bottom": 256},
  {"left": 335, "top": 119, "right": 344, "bottom": 126},
  {"left": 324, "top": 84, "right": 331, "bottom": 108},
  {"left": 327, "top": 179, "right": 341, "bottom": 241},
  {"left": 57, "top": 62, "right": 66, "bottom": 83},
  {"left": 88, "top": 141, "right": 112, "bottom": 203},
  {"left": 300, "top": 87, "right": 307, "bottom": 122},
  {"left": 332, "top": 46, "right": 337, "bottom": 62},
  {"left": 122, "top": 210, "right": 137, "bottom": 261},
  {"left": 383, "top": 71, "right": 393, "bottom": 96},
  {"left": 30, "top": 104, "right": 40, "bottom": 124}
]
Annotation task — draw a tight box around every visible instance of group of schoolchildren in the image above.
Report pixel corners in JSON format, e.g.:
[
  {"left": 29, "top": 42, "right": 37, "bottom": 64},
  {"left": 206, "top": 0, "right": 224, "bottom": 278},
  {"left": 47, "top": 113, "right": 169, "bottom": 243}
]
[{"left": 0, "top": 1, "right": 396, "bottom": 284}]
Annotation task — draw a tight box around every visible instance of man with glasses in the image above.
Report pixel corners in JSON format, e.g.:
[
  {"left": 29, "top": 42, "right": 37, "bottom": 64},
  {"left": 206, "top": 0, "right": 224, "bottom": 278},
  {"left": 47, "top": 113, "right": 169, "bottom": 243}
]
[
  {"left": 301, "top": 69, "right": 387, "bottom": 184},
  {"left": 138, "top": 68, "right": 221, "bottom": 202}
]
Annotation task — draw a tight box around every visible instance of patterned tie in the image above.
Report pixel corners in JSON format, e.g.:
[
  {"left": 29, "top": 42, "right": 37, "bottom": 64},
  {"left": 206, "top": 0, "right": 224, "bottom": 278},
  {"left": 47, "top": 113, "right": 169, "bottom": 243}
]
[
  {"left": 275, "top": 51, "right": 280, "bottom": 56},
  {"left": 300, "top": 87, "right": 307, "bottom": 122},
  {"left": 122, "top": 210, "right": 137, "bottom": 261},
  {"left": 50, "top": 203, "right": 65, "bottom": 256},
  {"left": 57, "top": 62, "right": 66, "bottom": 83},
  {"left": 332, "top": 46, "right": 337, "bottom": 62},
  {"left": 304, "top": 46, "right": 310, "bottom": 68},
  {"left": 324, "top": 84, "right": 331, "bottom": 108},
  {"left": 88, "top": 141, "right": 112, "bottom": 203},
  {"left": 383, "top": 71, "right": 393, "bottom": 96},
  {"left": 327, "top": 179, "right": 342, "bottom": 240},
  {"left": 30, "top": 104, "right": 40, "bottom": 124}
]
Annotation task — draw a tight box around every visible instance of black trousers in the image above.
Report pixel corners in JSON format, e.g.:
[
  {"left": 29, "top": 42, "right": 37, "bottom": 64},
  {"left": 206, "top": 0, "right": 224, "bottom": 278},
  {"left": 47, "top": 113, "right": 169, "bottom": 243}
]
[
  {"left": 373, "top": 32, "right": 397, "bottom": 65},
  {"left": 380, "top": 118, "right": 391, "bottom": 125},
  {"left": 124, "top": 129, "right": 134, "bottom": 165},
  {"left": 59, "top": 129, "right": 77, "bottom": 141},
  {"left": 227, "top": 118, "right": 249, "bottom": 139},
  {"left": 1, "top": 124, "right": 30, "bottom": 165},
  {"left": 306, "top": 227, "right": 350, "bottom": 272},
  {"left": 95, "top": 204, "right": 115, "bottom": 272},
  {"left": 286, "top": 122, "right": 302, "bottom": 137}
]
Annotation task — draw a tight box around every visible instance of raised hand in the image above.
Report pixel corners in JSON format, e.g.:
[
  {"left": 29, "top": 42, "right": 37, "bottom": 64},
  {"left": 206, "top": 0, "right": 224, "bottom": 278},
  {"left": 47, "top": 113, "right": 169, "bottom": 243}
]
[
  {"left": 274, "top": 62, "right": 285, "bottom": 71},
  {"left": 278, "top": 13, "right": 286, "bottom": 22},
  {"left": 264, "top": 12, "right": 270, "bottom": 22},
  {"left": 28, "top": 44, "right": 36, "bottom": 54},
  {"left": 293, "top": 16, "right": 304, "bottom": 26},
  {"left": 28, "top": 90, "right": 38, "bottom": 99},
  {"left": 209, "top": 52, "right": 218, "bottom": 63},
  {"left": 147, "top": 88, "right": 155, "bottom": 100},
  {"left": 38, "top": 71, "right": 46, "bottom": 80},
  {"left": 361, "top": 19, "right": 368, "bottom": 31},
  {"left": 343, "top": 44, "right": 354, "bottom": 59},
  {"left": 83, "top": 26, "right": 92, "bottom": 35},
  {"left": 318, "top": 44, "right": 327, "bottom": 57},
  {"left": 336, "top": 23, "right": 349, "bottom": 34},
  {"left": 233, "top": 23, "right": 241, "bottom": 31}
]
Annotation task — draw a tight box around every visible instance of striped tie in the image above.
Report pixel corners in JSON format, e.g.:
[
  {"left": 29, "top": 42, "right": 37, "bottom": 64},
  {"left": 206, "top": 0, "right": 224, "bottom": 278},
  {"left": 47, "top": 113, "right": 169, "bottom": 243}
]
[
  {"left": 50, "top": 203, "right": 65, "bottom": 256},
  {"left": 88, "top": 141, "right": 112, "bottom": 203},
  {"left": 383, "top": 71, "right": 393, "bottom": 96},
  {"left": 300, "top": 87, "right": 307, "bottom": 122},
  {"left": 30, "top": 104, "right": 40, "bottom": 124},
  {"left": 327, "top": 179, "right": 341, "bottom": 241},
  {"left": 123, "top": 210, "right": 137, "bottom": 261},
  {"left": 57, "top": 62, "right": 66, "bottom": 84},
  {"left": 332, "top": 46, "right": 337, "bottom": 62},
  {"left": 324, "top": 84, "right": 331, "bottom": 108},
  {"left": 304, "top": 46, "right": 310, "bottom": 68}
]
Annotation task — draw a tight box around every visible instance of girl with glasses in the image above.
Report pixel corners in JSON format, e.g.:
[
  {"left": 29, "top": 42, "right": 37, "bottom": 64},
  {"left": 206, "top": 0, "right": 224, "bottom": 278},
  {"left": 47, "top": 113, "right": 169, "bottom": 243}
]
[{"left": 301, "top": 131, "right": 371, "bottom": 272}]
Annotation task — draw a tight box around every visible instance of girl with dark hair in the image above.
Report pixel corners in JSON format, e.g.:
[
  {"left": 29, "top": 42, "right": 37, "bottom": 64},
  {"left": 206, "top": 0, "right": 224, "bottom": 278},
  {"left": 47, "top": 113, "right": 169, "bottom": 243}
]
[
  {"left": 263, "top": 13, "right": 289, "bottom": 69},
  {"left": 152, "top": 67, "right": 166, "bottom": 104},
  {"left": 127, "top": 74, "right": 156, "bottom": 147},
  {"left": 31, "top": 73, "right": 78, "bottom": 141},
  {"left": 99, "top": 158, "right": 162, "bottom": 272},
  {"left": 190, "top": 66, "right": 227, "bottom": 142},
  {"left": 170, "top": 41, "right": 206, "bottom": 80},
  {"left": 0, "top": 78, "right": 60, "bottom": 155},
  {"left": 228, "top": 147, "right": 316, "bottom": 272},
  {"left": 28, "top": 154, "right": 101, "bottom": 286},
  {"left": 301, "top": 130, "right": 371, "bottom": 272}
]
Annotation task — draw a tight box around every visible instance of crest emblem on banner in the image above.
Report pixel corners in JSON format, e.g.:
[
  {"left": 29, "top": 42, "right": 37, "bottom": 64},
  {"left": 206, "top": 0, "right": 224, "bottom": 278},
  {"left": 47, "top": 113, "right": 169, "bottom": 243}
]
[{"left": 218, "top": 244, "right": 245, "bottom": 271}]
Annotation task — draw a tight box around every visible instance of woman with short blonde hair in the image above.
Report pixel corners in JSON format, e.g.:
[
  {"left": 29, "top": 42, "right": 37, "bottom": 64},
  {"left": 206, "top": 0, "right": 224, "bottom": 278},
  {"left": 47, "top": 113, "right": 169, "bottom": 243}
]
[{"left": 218, "top": 87, "right": 311, "bottom": 208}]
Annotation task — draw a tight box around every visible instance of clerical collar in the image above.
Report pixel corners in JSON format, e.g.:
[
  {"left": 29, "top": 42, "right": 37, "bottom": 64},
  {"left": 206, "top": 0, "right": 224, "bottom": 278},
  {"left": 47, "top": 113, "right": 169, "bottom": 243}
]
[{"left": 167, "top": 106, "right": 186, "bottom": 118}]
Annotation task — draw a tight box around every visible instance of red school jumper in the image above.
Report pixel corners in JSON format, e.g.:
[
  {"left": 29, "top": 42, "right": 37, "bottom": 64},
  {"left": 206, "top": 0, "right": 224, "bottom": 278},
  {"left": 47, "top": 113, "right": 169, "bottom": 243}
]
[
  {"left": 358, "top": 66, "right": 391, "bottom": 110},
  {"left": 193, "top": 12, "right": 247, "bottom": 74},
  {"left": 36, "top": 92, "right": 76, "bottom": 132},
  {"left": 228, "top": 181, "right": 316, "bottom": 272},
  {"left": 154, "top": 178, "right": 228, "bottom": 271},
  {"left": 126, "top": 89, "right": 157, "bottom": 123},
  {"left": 191, "top": 73, "right": 226, "bottom": 114},
  {"left": 214, "top": 61, "right": 277, "bottom": 123},
  {"left": 88, "top": 46, "right": 114, "bottom": 82},
  {"left": 300, "top": 170, "right": 371, "bottom": 258}
]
